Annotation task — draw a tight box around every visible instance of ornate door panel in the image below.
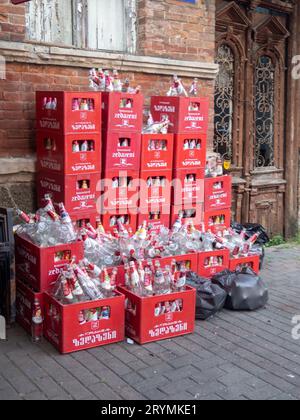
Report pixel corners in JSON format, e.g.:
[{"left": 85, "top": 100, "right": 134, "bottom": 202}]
[{"left": 215, "top": 0, "right": 293, "bottom": 236}]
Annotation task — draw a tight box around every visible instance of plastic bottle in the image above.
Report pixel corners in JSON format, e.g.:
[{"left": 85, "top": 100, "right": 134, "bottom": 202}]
[{"left": 31, "top": 298, "right": 43, "bottom": 343}]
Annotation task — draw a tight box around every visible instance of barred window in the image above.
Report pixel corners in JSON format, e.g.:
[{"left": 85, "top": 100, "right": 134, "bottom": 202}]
[
  {"left": 254, "top": 55, "right": 275, "bottom": 168},
  {"left": 214, "top": 44, "right": 235, "bottom": 162}
]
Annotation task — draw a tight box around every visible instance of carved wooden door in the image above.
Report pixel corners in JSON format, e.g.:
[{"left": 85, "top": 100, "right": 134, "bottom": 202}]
[{"left": 215, "top": 0, "right": 293, "bottom": 236}]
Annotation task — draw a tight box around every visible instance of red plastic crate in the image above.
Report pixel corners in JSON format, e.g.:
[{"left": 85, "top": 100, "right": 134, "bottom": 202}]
[
  {"left": 15, "top": 234, "right": 84, "bottom": 292},
  {"left": 37, "top": 172, "right": 101, "bottom": 214},
  {"left": 173, "top": 133, "right": 207, "bottom": 170},
  {"left": 153, "top": 253, "right": 199, "bottom": 273},
  {"left": 101, "top": 92, "right": 144, "bottom": 132},
  {"left": 44, "top": 291, "right": 125, "bottom": 354},
  {"left": 101, "top": 170, "right": 140, "bottom": 210},
  {"left": 69, "top": 211, "right": 100, "bottom": 230},
  {"left": 229, "top": 255, "right": 260, "bottom": 274},
  {"left": 102, "top": 131, "right": 141, "bottom": 171},
  {"left": 118, "top": 286, "right": 196, "bottom": 345},
  {"left": 139, "top": 170, "right": 172, "bottom": 209},
  {"left": 150, "top": 96, "right": 209, "bottom": 134},
  {"left": 141, "top": 134, "right": 174, "bottom": 172},
  {"left": 171, "top": 204, "right": 204, "bottom": 230},
  {"left": 138, "top": 206, "right": 171, "bottom": 235},
  {"left": 101, "top": 211, "right": 138, "bottom": 235},
  {"left": 205, "top": 176, "right": 232, "bottom": 212},
  {"left": 36, "top": 91, "right": 101, "bottom": 134},
  {"left": 204, "top": 209, "right": 231, "bottom": 234},
  {"left": 173, "top": 169, "right": 205, "bottom": 206},
  {"left": 37, "top": 131, "right": 101, "bottom": 175},
  {"left": 16, "top": 278, "right": 45, "bottom": 336},
  {"left": 113, "top": 254, "right": 198, "bottom": 288},
  {"left": 198, "top": 249, "right": 230, "bottom": 278}
]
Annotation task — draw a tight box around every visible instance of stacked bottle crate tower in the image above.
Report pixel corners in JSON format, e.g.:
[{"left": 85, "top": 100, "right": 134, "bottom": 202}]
[
  {"left": 151, "top": 96, "right": 208, "bottom": 229},
  {"left": 101, "top": 92, "right": 143, "bottom": 234},
  {"left": 12, "top": 83, "right": 264, "bottom": 353},
  {"left": 35, "top": 91, "right": 102, "bottom": 227},
  {"left": 150, "top": 95, "right": 233, "bottom": 278}
]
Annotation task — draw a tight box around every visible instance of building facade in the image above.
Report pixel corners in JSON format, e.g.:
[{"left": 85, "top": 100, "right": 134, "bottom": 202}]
[{"left": 0, "top": 0, "right": 299, "bottom": 237}]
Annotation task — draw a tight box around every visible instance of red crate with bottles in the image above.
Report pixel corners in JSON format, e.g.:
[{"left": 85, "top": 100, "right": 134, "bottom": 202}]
[
  {"left": 205, "top": 176, "right": 232, "bottom": 212},
  {"left": 150, "top": 96, "right": 209, "bottom": 134},
  {"left": 118, "top": 285, "right": 196, "bottom": 345},
  {"left": 44, "top": 291, "right": 125, "bottom": 354},
  {"left": 173, "top": 169, "right": 205, "bottom": 206},
  {"left": 171, "top": 204, "right": 204, "bottom": 231},
  {"left": 229, "top": 255, "right": 260, "bottom": 274},
  {"left": 37, "top": 172, "right": 101, "bottom": 214},
  {"left": 173, "top": 133, "right": 207, "bottom": 170},
  {"left": 139, "top": 170, "right": 172, "bottom": 209},
  {"left": 140, "top": 133, "right": 174, "bottom": 172},
  {"left": 198, "top": 249, "right": 230, "bottom": 278},
  {"left": 102, "top": 131, "right": 142, "bottom": 171},
  {"left": 101, "top": 211, "right": 138, "bottom": 236},
  {"left": 15, "top": 234, "right": 84, "bottom": 292},
  {"left": 138, "top": 206, "right": 171, "bottom": 235},
  {"left": 204, "top": 209, "right": 231, "bottom": 234},
  {"left": 101, "top": 92, "right": 144, "bottom": 132},
  {"left": 36, "top": 91, "right": 101, "bottom": 134},
  {"left": 101, "top": 170, "right": 140, "bottom": 210},
  {"left": 37, "top": 131, "right": 101, "bottom": 175}
]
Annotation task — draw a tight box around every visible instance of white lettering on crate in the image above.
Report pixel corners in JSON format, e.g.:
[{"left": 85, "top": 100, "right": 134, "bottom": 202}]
[
  {"left": 114, "top": 112, "right": 137, "bottom": 120},
  {"left": 147, "top": 162, "right": 167, "bottom": 168},
  {"left": 184, "top": 115, "right": 204, "bottom": 122},
  {"left": 209, "top": 193, "right": 227, "bottom": 200},
  {"left": 72, "top": 123, "right": 96, "bottom": 131},
  {"left": 112, "top": 152, "right": 135, "bottom": 158},
  {"left": 149, "top": 321, "right": 188, "bottom": 338},
  {"left": 72, "top": 330, "right": 117, "bottom": 348},
  {"left": 182, "top": 160, "right": 202, "bottom": 167},
  {"left": 72, "top": 194, "right": 95, "bottom": 202},
  {"left": 153, "top": 105, "right": 176, "bottom": 113},
  {"left": 71, "top": 164, "right": 96, "bottom": 172}
]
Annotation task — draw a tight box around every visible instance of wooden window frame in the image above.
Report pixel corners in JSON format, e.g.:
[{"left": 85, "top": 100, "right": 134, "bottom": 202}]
[
  {"left": 215, "top": 35, "right": 246, "bottom": 173},
  {"left": 25, "top": 0, "right": 137, "bottom": 54}
]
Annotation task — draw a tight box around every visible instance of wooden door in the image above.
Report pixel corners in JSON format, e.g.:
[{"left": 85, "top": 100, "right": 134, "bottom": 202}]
[{"left": 214, "top": 0, "right": 293, "bottom": 236}]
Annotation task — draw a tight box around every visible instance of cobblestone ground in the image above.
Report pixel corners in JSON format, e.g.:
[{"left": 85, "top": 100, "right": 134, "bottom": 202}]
[{"left": 1, "top": 246, "right": 300, "bottom": 401}]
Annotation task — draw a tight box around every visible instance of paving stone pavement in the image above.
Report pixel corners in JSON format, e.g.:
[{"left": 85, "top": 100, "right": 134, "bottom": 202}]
[{"left": 1, "top": 246, "right": 300, "bottom": 401}]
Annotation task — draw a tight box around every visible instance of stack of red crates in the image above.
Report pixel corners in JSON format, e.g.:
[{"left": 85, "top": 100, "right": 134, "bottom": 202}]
[
  {"left": 101, "top": 92, "right": 144, "bottom": 234},
  {"left": 15, "top": 234, "right": 126, "bottom": 353},
  {"left": 15, "top": 234, "right": 84, "bottom": 336},
  {"left": 35, "top": 91, "right": 102, "bottom": 227},
  {"left": 139, "top": 132, "right": 174, "bottom": 233},
  {"left": 150, "top": 96, "right": 209, "bottom": 229},
  {"left": 204, "top": 174, "right": 232, "bottom": 234}
]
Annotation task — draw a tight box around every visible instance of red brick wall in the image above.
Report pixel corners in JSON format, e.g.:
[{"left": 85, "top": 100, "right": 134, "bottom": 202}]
[
  {"left": 0, "top": 0, "right": 26, "bottom": 42},
  {"left": 137, "top": 0, "right": 216, "bottom": 62},
  {"left": 0, "top": 63, "right": 214, "bottom": 158},
  {"left": 0, "top": 0, "right": 216, "bottom": 159}
]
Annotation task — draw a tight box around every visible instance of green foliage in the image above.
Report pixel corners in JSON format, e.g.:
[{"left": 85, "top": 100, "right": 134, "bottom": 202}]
[{"left": 265, "top": 235, "right": 286, "bottom": 248}]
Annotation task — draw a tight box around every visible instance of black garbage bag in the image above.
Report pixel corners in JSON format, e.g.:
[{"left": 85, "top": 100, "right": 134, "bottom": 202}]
[
  {"left": 187, "top": 272, "right": 227, "bottom": 320},
  {"left": 231, "top": 222, "right": 269, "bottom": 245},
  {"left": 211, "top": 269, "right": 236, "bottom": 294},
  {"left": 212, "top": 267, "right": 268, "bottom": 311}
]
